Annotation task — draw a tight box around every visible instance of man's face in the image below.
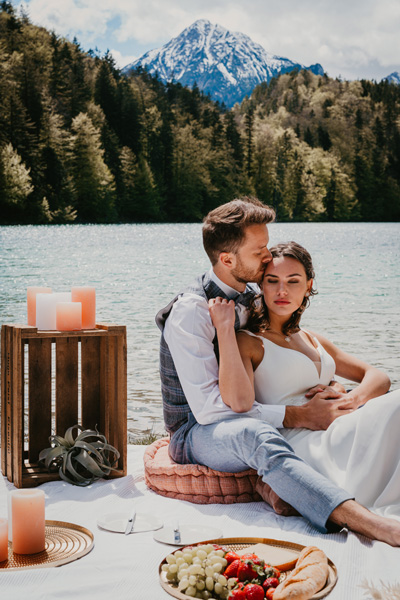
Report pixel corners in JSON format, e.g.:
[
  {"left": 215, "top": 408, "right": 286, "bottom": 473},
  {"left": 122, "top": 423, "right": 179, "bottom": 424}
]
[{"left": 231, "top": 224, "right": 272, "bottom": 285}]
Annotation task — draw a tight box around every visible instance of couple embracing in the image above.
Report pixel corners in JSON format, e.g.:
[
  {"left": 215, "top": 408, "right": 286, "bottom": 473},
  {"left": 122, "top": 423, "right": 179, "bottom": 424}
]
[{"left": 156, "top": 197, "right": 400, "bottom": 546}]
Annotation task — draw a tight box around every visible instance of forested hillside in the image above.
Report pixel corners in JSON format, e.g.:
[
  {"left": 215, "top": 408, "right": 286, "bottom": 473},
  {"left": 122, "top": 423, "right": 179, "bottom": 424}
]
[{"left": 1, "top": 2, "right": 399, "bottom": 223}]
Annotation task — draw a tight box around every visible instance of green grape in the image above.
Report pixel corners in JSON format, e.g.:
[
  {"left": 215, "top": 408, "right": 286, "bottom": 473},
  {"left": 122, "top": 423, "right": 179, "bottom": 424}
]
[
  {"left": 205, "top": 576, "right": 214, "bottom": 591},
  {"left": 178, "top": 578, "right": 189, "bottom": 591},
  {"left": 185, "top": 585, "right": 196, "bottom": 597},
  {"left": 205, "top": 565, "right": 214, "bottom": 577},
  {"left": 166, "top": 553, "right": 176, "bottom": 564},
  {"left": 214, "top": 582, "right": 223, "bottom": 595}
]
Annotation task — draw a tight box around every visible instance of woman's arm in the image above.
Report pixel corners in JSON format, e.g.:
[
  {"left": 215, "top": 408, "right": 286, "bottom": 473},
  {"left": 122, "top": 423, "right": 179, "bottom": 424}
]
[
  {"left": 313, "top": 331, "right": 391, "bottom": 407},
  {"left": 283, "top": 330, "right": 391, "bottom": 430},
  {"left": 208, "top": 298, "right": 262, "bottom": 412}
]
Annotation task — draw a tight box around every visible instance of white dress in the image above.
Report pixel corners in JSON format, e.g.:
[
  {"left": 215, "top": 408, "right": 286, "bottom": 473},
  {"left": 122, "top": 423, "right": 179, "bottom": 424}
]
[{"left": 247, "top": 330, "right": 400, "bottom": 520}]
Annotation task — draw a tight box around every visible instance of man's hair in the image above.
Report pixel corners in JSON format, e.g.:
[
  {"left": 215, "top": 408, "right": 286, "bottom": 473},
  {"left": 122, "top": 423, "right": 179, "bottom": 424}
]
[{"left": 202, "top": 197, "right": 275, "bottom": 265}]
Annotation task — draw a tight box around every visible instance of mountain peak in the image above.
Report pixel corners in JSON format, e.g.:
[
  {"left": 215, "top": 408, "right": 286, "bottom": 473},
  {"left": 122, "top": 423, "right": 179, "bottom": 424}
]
[
  {"left": 383, "top": 71, "right": 400, "bottom": 85},
  {"left": 123, "top": 21, "right": 324, "bottom": 107}
]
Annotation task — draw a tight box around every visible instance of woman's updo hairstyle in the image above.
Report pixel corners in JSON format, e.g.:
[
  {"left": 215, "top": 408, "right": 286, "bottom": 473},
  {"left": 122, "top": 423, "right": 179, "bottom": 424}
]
[{"left": 246, "top": 241, "right": 318, "bottom": 336}]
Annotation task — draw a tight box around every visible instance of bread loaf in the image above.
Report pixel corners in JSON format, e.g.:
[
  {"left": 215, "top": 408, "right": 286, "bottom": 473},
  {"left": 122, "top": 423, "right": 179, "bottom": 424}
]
[{"left": 272, "top": 545, "right": 329, "bottom": 600}]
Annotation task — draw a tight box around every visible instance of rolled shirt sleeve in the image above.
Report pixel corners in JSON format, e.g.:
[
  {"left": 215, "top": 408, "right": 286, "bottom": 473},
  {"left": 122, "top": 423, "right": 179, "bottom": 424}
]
[{"left": 163, "top": 293, "right": 285, "bottom": 428}]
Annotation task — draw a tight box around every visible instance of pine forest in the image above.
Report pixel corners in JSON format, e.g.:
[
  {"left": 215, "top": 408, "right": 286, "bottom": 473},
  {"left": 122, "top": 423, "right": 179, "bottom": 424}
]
[{"left": 1, "top": 2, "right": 400, "bottom": 224}]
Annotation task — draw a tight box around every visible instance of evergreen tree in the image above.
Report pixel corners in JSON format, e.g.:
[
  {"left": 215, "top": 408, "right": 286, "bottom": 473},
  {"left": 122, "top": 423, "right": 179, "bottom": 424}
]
[
  {"left": 69, "top": 112, "right": 116, "bottom": 222},
  {"left": 244, "top": 105, "right": 254, "bottom": 177},
  {"left": 0, "top": 142, "right": 33, "bottom": 221}
]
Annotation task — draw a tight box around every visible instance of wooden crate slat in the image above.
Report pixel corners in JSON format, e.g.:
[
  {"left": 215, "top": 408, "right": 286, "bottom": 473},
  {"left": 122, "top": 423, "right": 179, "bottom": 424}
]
[
  {"left": 28, "top": 338, "right": 52, "bottom": 464},
  {"left": 1, "top": 326, "right": 13, "bottom": 480},
  {"left": 11, "top": 327, "right": 24, "bottom": 487},
  {"left": 81, "top": 336, "right": 101, "bottom": 430},
  {"left": 115, "top": 331, "right": 127, "bottom": 474},
  {"left": 106, "top": 334, "right": 117, "bottom": 446},
  {"left": 55, "top": 337, "right": 78, "bottom": 435}
]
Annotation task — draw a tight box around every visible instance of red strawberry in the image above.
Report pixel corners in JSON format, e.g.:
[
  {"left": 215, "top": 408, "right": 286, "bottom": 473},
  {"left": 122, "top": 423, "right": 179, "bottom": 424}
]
[
  {"left": 265, "top": 588, "right": 275, "bottom": 600},
  {"left": 264, "top": 564, "right": 276, "bottom": 578},
  {"left": 237, "top": 560, "right": 258, "bottom": 582},
  {"left": 243, "top": 583, "right": 265, "bottom": 600},
  {"left": 264, "top": 564, "right": 281, "bottom": 579},
  {"left": 229, "top": 589, "right": 246, "bottom": 599},
  {"left": 224, "top": 559, "right": 241, "bottom": 578},
  {"left": 262, "top": 577, "right": 280, "bottom": 590},
  {"left": 225, "top": 551, "right": 241, "bottom": 564},
  {"left": 240, "top": 553, "right": 264, "bottom": 565}
]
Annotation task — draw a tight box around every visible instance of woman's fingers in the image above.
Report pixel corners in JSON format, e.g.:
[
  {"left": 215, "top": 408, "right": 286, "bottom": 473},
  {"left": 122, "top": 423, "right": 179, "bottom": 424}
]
[
  {"left": 208, "top": 297, "right": 236, "bottom": 328},
  {"left": 208, "top": 296, "right": 232, "bottom": 305}
]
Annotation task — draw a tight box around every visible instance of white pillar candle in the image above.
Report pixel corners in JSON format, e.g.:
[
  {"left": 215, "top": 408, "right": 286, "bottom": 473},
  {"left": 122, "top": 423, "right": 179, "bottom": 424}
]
[
  {"left": 36, "top": 292, "right": 72, "bottom": 330},
  {"left": 11, "top": 489, "right": 45, "bottom": 555},
  {"left": 0, "top": 518, "right": 8, "bottom": 562},
  {"left": 27, "top": 287, "right": 52, "bottom": 326},
  {"left": 56, "top": 302, "right": 82, "bottom": 331}
]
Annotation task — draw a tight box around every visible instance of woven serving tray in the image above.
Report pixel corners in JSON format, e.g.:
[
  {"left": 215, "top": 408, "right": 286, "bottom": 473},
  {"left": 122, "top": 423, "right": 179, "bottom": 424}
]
[
  {"left": 159, "top": 536, "right": 337, "bottom": 600},
  {"left": 0, "top": 520, "right": 94, "bottom": 570}
]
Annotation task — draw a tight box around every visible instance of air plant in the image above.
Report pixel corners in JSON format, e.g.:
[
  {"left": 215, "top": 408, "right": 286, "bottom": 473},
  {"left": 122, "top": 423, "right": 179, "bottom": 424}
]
[{"left": 39, "top": 425, "right": 120, "bottom": 486}]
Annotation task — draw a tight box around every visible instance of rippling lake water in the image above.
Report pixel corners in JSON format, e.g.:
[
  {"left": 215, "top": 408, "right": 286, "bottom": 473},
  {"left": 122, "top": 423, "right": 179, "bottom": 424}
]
[{"left": 1, "top": 222, "right": 399, "bottom": 441}]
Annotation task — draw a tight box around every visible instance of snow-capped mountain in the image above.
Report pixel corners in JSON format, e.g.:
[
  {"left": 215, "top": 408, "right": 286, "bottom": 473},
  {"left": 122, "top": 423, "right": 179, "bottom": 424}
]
[
  {"left": 123, "top": 19, "right": 324, "bottom": 107},
  {"left": 383, "top": 71, "right": 400, "bottom": 85}
]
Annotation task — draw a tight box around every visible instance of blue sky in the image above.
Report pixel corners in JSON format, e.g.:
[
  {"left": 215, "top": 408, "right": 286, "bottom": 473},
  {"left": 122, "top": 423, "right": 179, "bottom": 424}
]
[{"left": 14, "top": 0, "right": 400, "bottom": 81}]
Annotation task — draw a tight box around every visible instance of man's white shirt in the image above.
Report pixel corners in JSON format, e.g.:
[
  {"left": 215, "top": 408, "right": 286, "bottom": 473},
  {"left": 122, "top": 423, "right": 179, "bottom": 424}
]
[{"left": 163, "top": 268, "right": 285, "bottom": 428}]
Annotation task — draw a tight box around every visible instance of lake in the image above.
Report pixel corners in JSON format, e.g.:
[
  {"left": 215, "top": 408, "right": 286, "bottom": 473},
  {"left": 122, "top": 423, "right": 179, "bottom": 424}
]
[{"left": 0, "top": 222, "right": 399, "bottom": 441}]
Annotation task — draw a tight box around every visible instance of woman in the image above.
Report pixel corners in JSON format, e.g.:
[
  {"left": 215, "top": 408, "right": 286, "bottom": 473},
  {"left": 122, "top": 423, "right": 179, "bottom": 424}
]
[{"left": 209, "top": 241, "right": 400, "bottom": 520}]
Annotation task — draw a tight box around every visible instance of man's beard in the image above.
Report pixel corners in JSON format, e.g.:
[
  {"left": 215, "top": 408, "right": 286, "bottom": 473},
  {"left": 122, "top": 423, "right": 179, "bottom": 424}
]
[{"left": 231, "top": 256, "right": 265, "bottom": 286}]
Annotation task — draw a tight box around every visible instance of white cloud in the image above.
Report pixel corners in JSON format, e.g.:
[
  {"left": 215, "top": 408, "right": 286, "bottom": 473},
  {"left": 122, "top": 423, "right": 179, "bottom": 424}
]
[
  {"left": 16, "top": 0, "right": 400, "bottom": 80},
  {"left": 109, "top": 49, "right": 137, "bottom": 69},
  {"left": 20, "top": 0, "right": 112, "bottom": 41}
]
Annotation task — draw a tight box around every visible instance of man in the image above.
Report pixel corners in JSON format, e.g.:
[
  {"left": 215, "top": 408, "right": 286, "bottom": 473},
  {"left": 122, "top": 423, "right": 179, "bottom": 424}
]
[{"left": 156, "top": 196, "right": 400, "bottom": 546}]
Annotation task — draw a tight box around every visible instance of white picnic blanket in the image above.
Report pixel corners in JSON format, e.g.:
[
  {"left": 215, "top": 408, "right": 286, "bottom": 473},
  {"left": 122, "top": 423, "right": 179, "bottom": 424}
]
[{"left": 0, "top": 445, "right": 399, "bottom": 600}]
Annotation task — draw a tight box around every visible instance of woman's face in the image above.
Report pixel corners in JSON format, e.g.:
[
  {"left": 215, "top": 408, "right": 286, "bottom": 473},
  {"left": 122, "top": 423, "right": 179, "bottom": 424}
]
[{"left": 262, "top": 256, "right": 312, "bottom": 318}]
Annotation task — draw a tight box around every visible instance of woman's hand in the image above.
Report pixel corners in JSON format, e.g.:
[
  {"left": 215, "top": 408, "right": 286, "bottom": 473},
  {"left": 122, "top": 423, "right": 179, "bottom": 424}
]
[
  {"left": 305, "top": 381, "right": 346, "bottom": 398},
  {"left": 208, "top": 297, "right": 235, "bottom": 331}
]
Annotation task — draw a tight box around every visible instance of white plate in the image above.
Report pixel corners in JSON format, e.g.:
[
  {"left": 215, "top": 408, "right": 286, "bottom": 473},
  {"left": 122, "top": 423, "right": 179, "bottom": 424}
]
[
  {"left": 153, "top": 524, "right": 223, "bottom": 546},
  {"left": 97, "top": 512, "right": 163, "bottom": 534}
]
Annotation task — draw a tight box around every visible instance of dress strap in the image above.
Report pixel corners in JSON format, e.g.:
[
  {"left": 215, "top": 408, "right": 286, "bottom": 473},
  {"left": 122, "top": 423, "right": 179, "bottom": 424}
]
[{"left": 301, "top": 328, "right": 320, "bottom": 351}]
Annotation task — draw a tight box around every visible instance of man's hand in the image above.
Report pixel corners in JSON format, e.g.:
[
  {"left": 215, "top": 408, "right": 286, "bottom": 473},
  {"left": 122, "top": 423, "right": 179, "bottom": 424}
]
[{"left": 283, "top": 392, "right": 355, "bottom": 430}]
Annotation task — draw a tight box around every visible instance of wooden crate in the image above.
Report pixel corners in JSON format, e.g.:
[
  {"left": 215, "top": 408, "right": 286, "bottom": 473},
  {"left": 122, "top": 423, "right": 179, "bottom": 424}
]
[{"left": 1, "top": 323, "right": 127, "bottom": 487}]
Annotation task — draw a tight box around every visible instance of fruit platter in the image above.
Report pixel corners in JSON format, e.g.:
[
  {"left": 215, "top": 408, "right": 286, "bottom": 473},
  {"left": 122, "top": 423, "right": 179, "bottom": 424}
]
[{"left": 159, "top": 537, "right": 337, "bottom": 600}]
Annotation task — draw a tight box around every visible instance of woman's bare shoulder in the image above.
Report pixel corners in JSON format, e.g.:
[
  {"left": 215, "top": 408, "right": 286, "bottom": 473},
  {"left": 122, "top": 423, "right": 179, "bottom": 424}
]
[{"left": 237, "top": 330, "right": 264, "bottom": 357}]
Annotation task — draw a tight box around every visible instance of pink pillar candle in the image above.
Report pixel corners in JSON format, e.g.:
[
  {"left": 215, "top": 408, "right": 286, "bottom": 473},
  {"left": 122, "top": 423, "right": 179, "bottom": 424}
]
[
  {"left": 27, "top": 287, "right": 52, "bottom": 326},
  {"left": 56, "top": 302, "right": 82, "bottom": 331},
  {"left": 11, "top": 489, "right": 45, "bottom": 555},
  {"left": 71, "top": 287, "right": 96, "bottom": 329},
  {"left": 0, "top": 518, "right": 8, "bottom": 562}
]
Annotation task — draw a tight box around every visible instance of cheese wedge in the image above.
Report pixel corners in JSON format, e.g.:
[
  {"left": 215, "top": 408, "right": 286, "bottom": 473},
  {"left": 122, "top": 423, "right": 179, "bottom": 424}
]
[{"left": 237, "top": 543, "right": 298, "bottom": 571}]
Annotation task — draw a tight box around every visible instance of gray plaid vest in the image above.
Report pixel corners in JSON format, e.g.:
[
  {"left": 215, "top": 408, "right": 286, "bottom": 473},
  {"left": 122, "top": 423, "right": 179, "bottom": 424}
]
[{"left": 155, "top": 272, "right": 256, "bottom": 459}]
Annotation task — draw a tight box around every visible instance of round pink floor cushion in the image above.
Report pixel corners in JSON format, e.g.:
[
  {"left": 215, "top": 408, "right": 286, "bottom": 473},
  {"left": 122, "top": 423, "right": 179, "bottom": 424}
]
[{"left": 143, "top": 438, "right": 260, "bottom": 504}]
